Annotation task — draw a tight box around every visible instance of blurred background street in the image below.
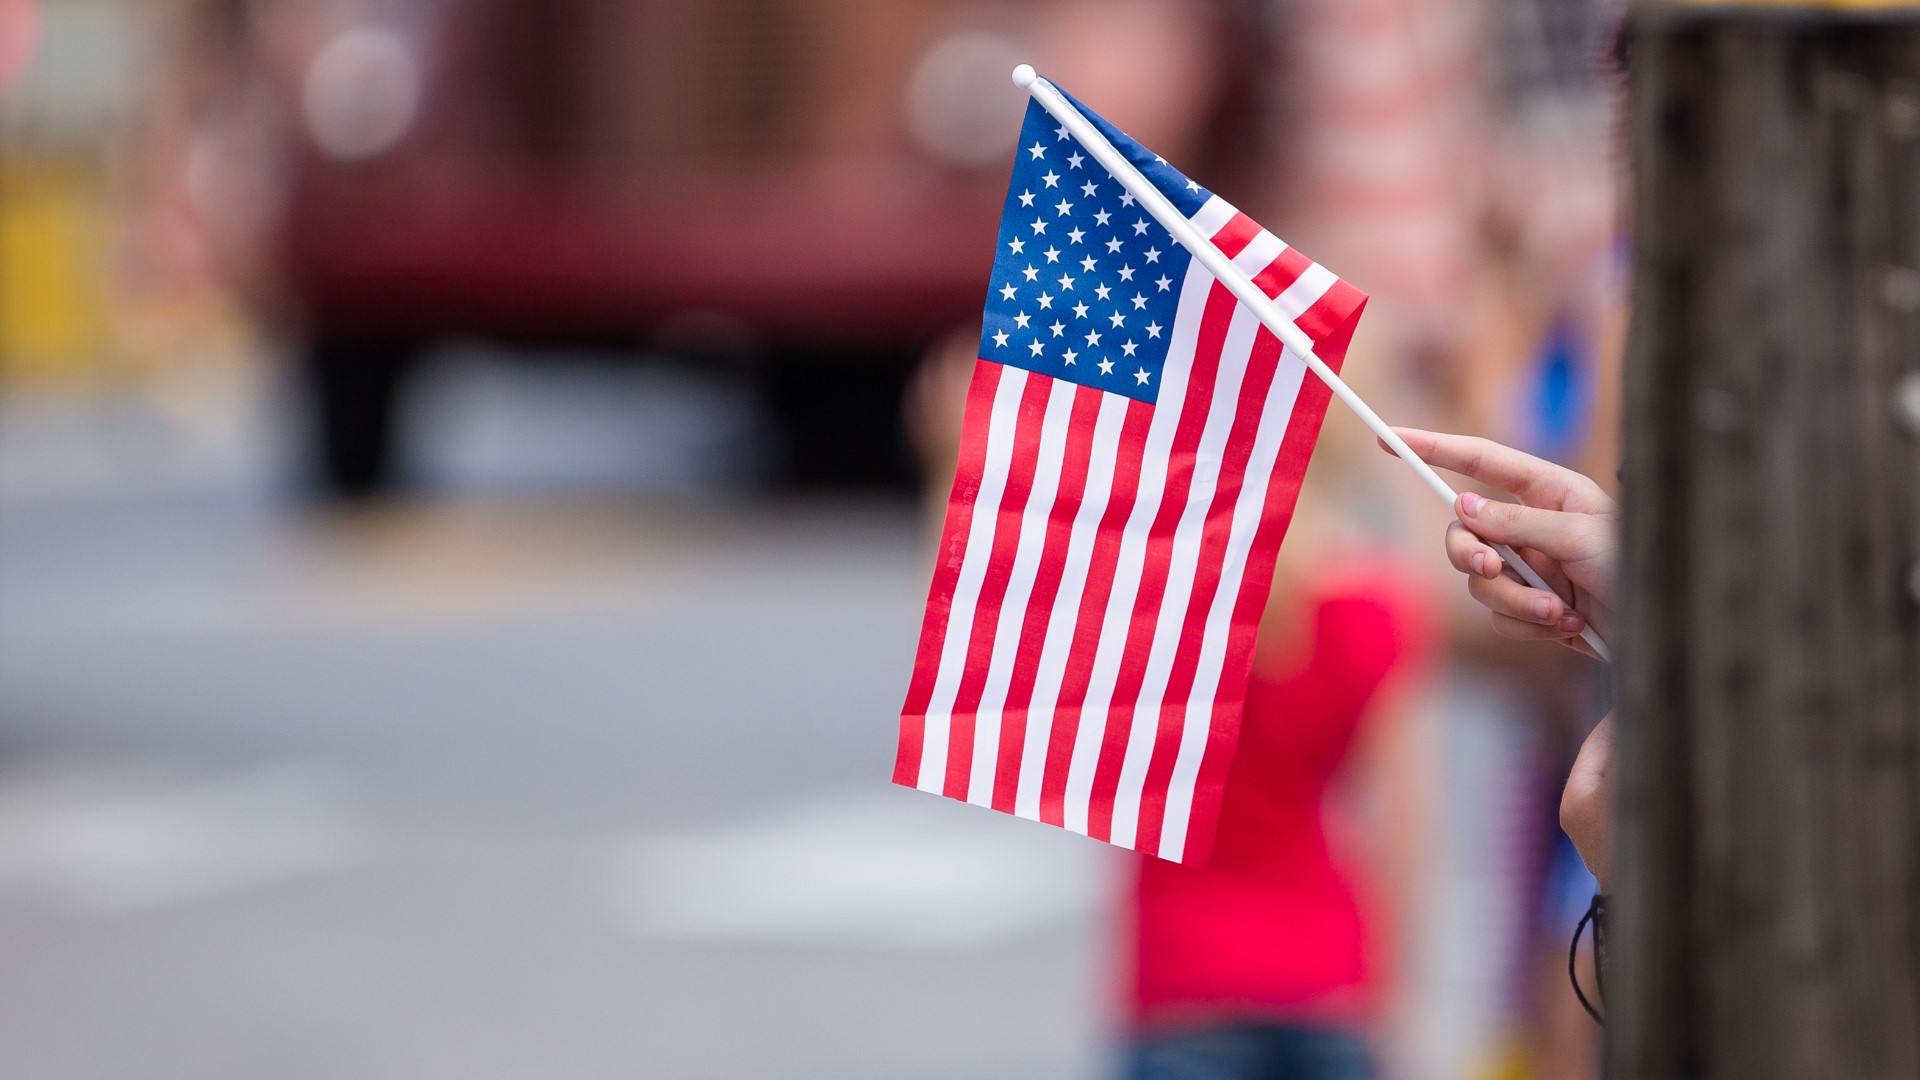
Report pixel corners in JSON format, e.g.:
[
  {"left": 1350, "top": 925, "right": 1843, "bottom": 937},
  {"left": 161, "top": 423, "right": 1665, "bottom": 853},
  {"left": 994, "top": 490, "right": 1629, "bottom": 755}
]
[
  {"left": 0, "top": 362, "right": 1110, "bottom": 1078},
  {"left": 0, "top": 0, "right": 1624, "bottom": 1076}
]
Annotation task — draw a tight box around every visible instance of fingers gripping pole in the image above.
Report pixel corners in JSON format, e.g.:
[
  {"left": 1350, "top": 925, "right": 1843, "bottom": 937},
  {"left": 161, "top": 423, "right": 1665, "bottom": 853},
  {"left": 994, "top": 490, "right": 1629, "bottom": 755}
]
[
  {"left": 1015, "top": 66, "right": 1613, "bottom": 664},
  {"left": 1491, "top": 537, "right": 1612, "bottom": 663}
]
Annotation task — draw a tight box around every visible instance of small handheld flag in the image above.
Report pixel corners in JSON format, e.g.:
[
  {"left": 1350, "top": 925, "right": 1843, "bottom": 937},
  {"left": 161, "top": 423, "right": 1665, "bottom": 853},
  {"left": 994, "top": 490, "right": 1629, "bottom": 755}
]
[{"left": 893, "top": 73, "right": 1368, "bottom": 864}]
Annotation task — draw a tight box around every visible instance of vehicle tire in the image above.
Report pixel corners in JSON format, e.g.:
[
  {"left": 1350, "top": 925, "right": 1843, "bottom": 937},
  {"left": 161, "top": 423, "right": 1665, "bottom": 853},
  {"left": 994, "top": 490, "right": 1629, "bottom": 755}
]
[
  {"left": 305, "top": 332, "right": 415, "bottom": 496},
  {"left": 760, "top": 349, "right": 916, "bottom": 490}
]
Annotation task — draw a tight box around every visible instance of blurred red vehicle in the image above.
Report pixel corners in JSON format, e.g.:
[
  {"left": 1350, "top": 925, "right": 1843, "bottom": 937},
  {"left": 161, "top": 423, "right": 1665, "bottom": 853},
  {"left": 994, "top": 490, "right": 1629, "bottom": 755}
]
[{"left": 264, "top": 0, "right": 1019, "bottom": 492}]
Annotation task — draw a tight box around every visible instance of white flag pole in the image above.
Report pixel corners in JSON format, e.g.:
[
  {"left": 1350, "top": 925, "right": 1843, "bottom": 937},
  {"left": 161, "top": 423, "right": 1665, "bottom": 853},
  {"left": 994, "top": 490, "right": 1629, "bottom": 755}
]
[{"left": 1013, "top": 65, "right": 1612, "bottom": 664}]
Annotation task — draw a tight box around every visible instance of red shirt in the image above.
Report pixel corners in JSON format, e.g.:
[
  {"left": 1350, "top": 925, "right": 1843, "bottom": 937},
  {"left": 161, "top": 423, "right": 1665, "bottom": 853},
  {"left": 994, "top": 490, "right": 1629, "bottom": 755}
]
[{"left": 1129, "top": 565, "right": 1432, "bottom": 1029}]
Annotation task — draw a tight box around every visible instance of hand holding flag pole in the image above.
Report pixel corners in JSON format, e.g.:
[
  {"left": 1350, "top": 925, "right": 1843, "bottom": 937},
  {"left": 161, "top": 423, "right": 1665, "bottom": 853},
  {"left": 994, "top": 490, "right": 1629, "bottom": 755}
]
[{"left": 1012, "top": 64, "right": 1612, "bottom": 664}]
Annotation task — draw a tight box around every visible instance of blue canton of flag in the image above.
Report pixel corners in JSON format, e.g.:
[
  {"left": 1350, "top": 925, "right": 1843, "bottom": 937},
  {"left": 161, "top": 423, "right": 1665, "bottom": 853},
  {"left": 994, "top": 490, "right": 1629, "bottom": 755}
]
[{"left": 978, "top": 95, "right": 1212, "bottom": 404}]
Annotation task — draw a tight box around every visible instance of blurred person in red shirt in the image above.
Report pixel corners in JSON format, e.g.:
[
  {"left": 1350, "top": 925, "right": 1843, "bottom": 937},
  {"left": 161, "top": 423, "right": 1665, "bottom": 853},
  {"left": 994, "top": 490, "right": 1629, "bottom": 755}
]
[
  {"left": 913, "top": 339, "right": 1440, "bottom": 1079},
  {"left": 1122, "top": 467, "right": 1436, "bottom": 1080}
]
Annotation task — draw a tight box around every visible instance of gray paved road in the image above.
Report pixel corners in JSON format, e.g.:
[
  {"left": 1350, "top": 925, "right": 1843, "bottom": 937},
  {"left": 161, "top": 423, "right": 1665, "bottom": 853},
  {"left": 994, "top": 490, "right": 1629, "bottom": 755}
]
[{"left": 0, "top": 365, "right": 1108, "bottom": 1080}]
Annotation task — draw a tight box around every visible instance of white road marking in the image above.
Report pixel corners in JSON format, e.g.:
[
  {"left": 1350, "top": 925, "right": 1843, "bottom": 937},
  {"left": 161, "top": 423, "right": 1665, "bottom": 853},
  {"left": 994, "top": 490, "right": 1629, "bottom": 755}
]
[
  {"left": 597, "top": 787, "right": 1109, "bottom": 952},
  {"left": 0, "top": 761, "right": 358, "bottom": 914}
]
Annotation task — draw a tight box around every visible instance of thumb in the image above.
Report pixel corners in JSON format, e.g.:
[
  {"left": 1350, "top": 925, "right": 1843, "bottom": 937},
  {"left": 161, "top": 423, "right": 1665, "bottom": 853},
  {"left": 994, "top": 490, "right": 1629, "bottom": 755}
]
[{"left": 1457, "top": 492, "right": 1606, "bottom": 564}]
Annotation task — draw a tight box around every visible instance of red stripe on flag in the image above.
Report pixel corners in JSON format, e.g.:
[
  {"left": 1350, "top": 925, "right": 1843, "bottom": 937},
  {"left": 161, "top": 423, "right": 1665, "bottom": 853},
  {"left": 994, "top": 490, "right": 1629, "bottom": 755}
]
[
  {"left": 895, "top": 360, "right": 1003, "bottom": 787},
  {"left": 1038, "top": 396, "right": 1154, "bottom": 827},
  {"left": 1086, "top": 278, "right": 1240, "bottom": 843},
  {"left": 941, "top": 372, "right": 1055, "bottom": 799},
  {"left": 1252, "top": 246, "right": 1313, "bottom": 298},
  {"left": 1179, "top": 287, "right": 1369, "bottom": 863},
  {"left": 991, "top": 383, "right": 1104, "bottom": 813},
  {"left": 1209, "top": 212, "right": 1262, "bottom": 259},
  {"left": 1295, "top": 279, "right": 1370, "bottom": 344}
]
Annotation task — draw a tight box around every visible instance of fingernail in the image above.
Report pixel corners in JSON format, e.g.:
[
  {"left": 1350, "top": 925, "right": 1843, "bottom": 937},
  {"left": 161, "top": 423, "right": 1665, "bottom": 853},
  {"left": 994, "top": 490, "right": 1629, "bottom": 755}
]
[
  {"left": 1460, "top": 492, "right": 1484, "bottom": 518},
  {"left": 1470, "top": 553, "right": 1485, "bottom": 576},
  {"left": 1533, "top": 597, "right": 1553, "bottom": 621},
  {"left": 1558, "top": 613, "right": 1585, "bottom": 633}
]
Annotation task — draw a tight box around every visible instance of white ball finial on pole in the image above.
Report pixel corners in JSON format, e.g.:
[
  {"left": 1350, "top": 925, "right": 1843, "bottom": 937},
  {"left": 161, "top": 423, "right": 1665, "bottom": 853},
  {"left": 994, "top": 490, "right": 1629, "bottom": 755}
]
[{"left": 1011, "top": 64, "right": 1037, "bottom": 89}]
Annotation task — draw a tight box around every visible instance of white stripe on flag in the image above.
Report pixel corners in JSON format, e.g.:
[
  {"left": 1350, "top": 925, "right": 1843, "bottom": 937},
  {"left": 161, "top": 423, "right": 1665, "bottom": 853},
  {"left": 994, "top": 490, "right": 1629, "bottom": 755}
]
[
  {"left": 1277, "top": 264, "right": 1338, "bottom": 323},
  {"left": 967, "top": 376, "right": 1079, "bottom": 805},
  {"left": 1232, "top": 233, "right": 1286, "bottom": 277},
  {"left": 1013, "top": 389, "right": 1131, "bottom": 819},
  {"left": 1189, "top": 196, "right": 1237, "bottom": 237},
  {"left": 917, "top": 366, "right": 1029, "bottom": 792},
  {"left": 1060, "top": 255, "right": 1215, "bottom": 836}
]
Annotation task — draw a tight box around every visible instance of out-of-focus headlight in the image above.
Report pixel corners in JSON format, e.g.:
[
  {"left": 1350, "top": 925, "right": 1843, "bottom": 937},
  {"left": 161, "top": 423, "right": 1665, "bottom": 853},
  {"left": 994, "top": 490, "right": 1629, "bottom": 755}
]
[
  {"left": 301, "top": 26, "right": 420, "bottom": 162},
  {"left": 905, "top": 31, "right": 1028, "bottom": 168}
]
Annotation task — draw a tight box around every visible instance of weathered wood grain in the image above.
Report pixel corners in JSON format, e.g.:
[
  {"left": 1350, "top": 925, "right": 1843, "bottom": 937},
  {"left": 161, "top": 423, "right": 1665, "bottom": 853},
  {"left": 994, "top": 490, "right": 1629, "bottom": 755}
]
[{"left": 1615, "top": 13, "right": 1920, "bottom": 1079}]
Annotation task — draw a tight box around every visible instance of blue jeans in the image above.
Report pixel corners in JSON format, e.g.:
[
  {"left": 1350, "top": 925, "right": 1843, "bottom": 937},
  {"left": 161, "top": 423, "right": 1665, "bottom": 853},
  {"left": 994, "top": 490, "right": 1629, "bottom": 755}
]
[{"left": 1125, "top": 1022, "right": 1374, "bottom": 1080}]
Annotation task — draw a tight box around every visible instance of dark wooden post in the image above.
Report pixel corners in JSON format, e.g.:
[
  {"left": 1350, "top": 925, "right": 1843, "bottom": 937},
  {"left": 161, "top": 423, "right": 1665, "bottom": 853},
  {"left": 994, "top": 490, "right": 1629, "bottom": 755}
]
[{"left": 1615, "top": 6, "right": 1920, "bottom": 1077}]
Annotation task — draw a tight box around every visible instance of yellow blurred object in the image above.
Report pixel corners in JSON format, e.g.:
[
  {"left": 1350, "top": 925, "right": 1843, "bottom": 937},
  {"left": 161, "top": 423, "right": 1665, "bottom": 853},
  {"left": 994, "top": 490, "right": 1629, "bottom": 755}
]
[
  {"left": 0, "top": 158, "right": 115, "bottom": 382},
  {"left": 1475, "top": 1038, "right": 1534, "bottom": 1080}
]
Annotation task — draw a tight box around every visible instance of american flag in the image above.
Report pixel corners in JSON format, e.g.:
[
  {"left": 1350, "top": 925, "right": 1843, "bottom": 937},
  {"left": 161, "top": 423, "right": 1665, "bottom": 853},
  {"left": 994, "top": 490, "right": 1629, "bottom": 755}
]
[{"left": 894, "top": 90, "right": 1367, "bottom": 863}]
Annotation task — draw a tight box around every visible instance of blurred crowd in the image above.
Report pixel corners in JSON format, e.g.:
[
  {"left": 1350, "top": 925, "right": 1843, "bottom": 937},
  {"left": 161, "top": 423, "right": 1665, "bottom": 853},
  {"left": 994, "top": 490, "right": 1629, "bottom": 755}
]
[{"left": 1, "top": 1, "right": 1625, "bottom": 1077}]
